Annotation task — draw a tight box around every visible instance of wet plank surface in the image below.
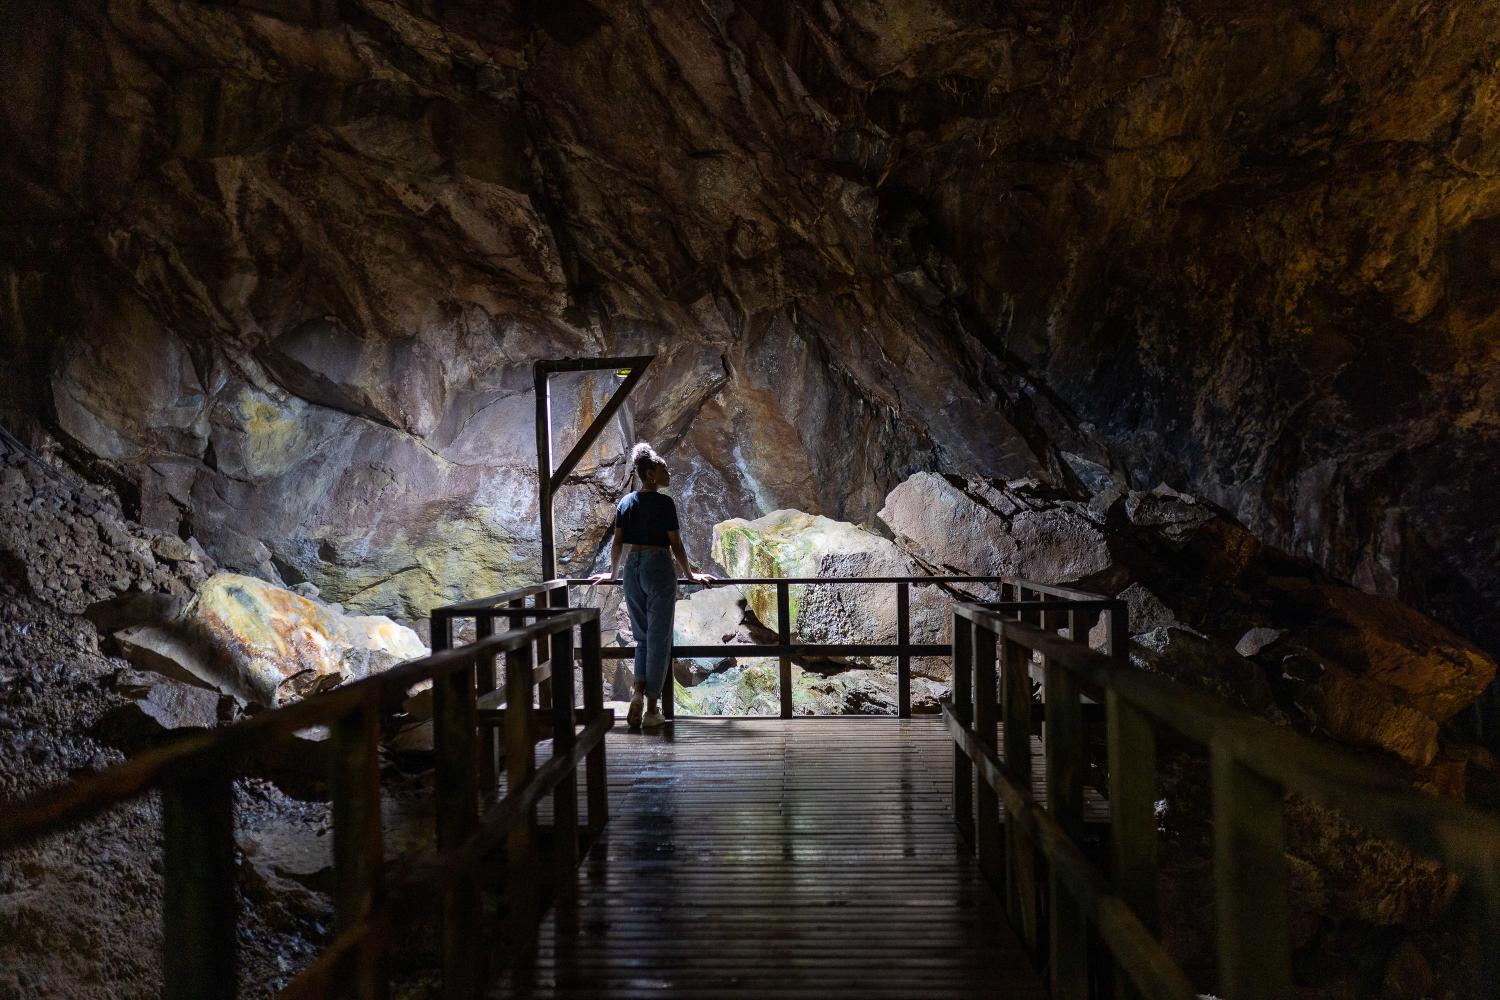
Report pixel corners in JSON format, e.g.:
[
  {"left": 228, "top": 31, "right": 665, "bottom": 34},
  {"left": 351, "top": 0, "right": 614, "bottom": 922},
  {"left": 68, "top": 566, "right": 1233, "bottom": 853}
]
[{"left": 492, "top": 717, "right": 1046, "bottom": 999}]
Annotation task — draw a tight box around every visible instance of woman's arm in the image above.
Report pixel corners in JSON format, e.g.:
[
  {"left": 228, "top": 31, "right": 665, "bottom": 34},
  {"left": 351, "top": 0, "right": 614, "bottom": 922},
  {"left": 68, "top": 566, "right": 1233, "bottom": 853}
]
[
  {"left": 589, "top": 528, "right": 625, "bottom": 584},
  {"left": 667, "top": 530, "right": 716, "bottom": 585}
]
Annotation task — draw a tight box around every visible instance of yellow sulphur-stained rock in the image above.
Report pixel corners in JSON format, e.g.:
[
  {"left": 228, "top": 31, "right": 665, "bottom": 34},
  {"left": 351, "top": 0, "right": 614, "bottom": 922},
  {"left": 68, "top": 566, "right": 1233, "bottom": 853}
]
[
  {"left": 179, "top": 573, "right": 427, "bottom": 707},
  {"left": 711, "top": 509, "right": 950, "bottom": 673}
]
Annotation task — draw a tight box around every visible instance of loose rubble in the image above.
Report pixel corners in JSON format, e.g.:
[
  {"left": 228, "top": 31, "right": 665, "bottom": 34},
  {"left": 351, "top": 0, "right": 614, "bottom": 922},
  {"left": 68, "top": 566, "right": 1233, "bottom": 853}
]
[{"left": 0, "top": 443, "right": 431, "bottom": 999}]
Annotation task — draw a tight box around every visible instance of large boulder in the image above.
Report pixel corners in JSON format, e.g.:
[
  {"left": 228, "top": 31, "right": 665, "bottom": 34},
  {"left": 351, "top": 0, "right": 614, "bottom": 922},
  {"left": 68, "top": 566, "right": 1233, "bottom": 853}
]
[
  {"left": 1297, "top": 666, "right": 1442, "bottom": 766},
  {"left": 673, "top": 585, "right": 754, "bottom": 681},
  {"left": 115, "top": 573, "right": 427, "bottom": 707},
  {"left": 711, "top": 510, "right": 949, "bottom": 673},
  {"left": 1130, "top": 627, "right": 1280, "bottom": 718},
  {"left": 878, "top": 472, "right": 1131, "bottom": 593},
  {"left": 1271, "top": 577, "right": 1495, "bottom": 722}
]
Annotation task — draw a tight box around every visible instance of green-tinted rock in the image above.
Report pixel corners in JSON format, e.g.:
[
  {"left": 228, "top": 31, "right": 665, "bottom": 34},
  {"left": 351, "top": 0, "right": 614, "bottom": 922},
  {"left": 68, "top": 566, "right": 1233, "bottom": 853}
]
[{"left": 711, "top": 510, "right": 949, "bottom": 673}]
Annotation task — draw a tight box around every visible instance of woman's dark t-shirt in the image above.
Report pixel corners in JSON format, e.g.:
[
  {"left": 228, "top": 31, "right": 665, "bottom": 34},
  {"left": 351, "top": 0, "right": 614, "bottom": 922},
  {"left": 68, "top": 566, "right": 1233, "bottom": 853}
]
[{"left": 614, "top": 491, "right": 680, "bottom": 547}]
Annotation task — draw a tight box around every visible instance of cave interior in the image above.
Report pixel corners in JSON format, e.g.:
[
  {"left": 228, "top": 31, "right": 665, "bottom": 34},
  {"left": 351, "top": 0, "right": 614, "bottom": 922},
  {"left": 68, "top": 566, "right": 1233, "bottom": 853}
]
[{"left": 3, "top": 0, "right": 1500, "bottom": 998}]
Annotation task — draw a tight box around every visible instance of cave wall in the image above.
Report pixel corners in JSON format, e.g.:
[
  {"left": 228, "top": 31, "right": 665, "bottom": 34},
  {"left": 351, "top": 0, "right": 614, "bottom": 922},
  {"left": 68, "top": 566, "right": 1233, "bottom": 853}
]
[{"left": 2, "top": 0, "right": 1497, "bottom": 657}]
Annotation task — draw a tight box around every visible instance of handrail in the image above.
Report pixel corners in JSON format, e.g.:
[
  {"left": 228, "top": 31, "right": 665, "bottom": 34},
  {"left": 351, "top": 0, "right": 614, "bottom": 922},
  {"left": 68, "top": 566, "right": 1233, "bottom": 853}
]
[
  {"left": 0, "top": 582, "right": 614, "bottom": 1000},
  {"left": 0, "top": 610, "right": 594, "bottom": 849},
  {"left": 566, "top": 574, "right": 1095, "bottom": 589},
  {"left": 944, "top": 706, "right": 1196, "bottom": 1000},
  {"left": 948, "top": 599, "right": 1500, "bottom": 999},
  {"left": 449, "top": 576, "right": 1122, "bottom": 719}
]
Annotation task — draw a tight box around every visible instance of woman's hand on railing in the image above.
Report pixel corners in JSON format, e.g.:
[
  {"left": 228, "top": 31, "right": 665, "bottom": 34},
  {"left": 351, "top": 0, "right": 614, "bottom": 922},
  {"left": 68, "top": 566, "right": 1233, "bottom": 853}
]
[
  {"left": 690, "top": 571, "right": 717, "bottom": 587},
  {"left": 587, "top": 572, "right": 614, "bottom": 585}
]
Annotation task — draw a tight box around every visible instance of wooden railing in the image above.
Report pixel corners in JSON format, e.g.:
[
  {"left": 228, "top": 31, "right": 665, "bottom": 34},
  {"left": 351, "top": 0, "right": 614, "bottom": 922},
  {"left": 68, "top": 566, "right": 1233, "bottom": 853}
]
[
  {"left": 565, "top": 575, "right": 1122, "bottom": 718},
  {"left": 0, "top": 593, "right": 613, "bottom": 1000},
  {"left": 946, "top": 593, "right": 1500, "bottom": 1000}
]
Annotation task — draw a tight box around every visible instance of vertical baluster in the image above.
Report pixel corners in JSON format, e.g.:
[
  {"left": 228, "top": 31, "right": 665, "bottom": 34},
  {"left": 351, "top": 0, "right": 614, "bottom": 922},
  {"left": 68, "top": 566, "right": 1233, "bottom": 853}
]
[
  {"left": 551, "top": 584, "right": 569, "bottom": 709},
  {"left": 1475, "top": 867, "right": 1500, "bottom": 1000},
  {"left": 332, "top": 693, "right": 388, "bottom": 999},
  {"left": 1212, "top": 742, "right": 1291, "bottom": 999},
  {"left": 535, "top": 595, "right": 554, "bottom": 712},
  {"left": 551, "top": 622, "right": 579, "bottom": 872},
  {"left": 580, "top": 614, "right": 610, "bottom": 834},
  {"left": 1045, "top": 650, "right": 1086, "bottom": 999},
  {"left": 973, "top": 623, "right": 1002, "bottom": 888},
  {"left": 433, "top": 621, "right": 479, "bottom": 999},
  {"left": 476, "top": 612, "right": 499, "bottom": 799},
  {"left": 506, "top": 638, "right": 540, "bottom": 940},
  {"left": 1107, "top": 598, "right": 1129, "bottom": 659},
  {"left": 777, "top": 581, "right": 793, "bottom": 718},
  {"left": 952, "top": 612, "right": 974, "bottom": 845},
  {"left": 162, "top": 757, "right": 236, "bottom": 1000},
  {"left": 897, "top": 582, "right": 911, "bottom": 719},
  {"left": 1002, "top": 631, "right": 1038, "bottom": 950},
  {"left": 1107, "top": 690, "right": 1159, "bottom": 1000}
]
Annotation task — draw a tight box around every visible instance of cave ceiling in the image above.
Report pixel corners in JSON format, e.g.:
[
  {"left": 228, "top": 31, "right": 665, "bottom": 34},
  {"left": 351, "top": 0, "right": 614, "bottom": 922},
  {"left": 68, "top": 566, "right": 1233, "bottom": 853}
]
[{"left": 1, "top": 0, "right": 1497, "bottom": 654}]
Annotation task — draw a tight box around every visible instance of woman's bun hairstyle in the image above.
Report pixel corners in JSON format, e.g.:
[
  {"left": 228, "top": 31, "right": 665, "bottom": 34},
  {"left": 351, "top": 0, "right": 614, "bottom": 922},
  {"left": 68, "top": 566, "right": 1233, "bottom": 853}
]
[{"left": 632, "top": 442, "right": 666, "bottom": 482}]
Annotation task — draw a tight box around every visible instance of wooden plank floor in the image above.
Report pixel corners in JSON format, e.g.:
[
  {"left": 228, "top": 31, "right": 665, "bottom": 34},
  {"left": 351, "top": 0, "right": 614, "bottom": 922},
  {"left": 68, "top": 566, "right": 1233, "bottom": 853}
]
[{"left": 492, "top": 717, "right": 1046, "bottom": 999}]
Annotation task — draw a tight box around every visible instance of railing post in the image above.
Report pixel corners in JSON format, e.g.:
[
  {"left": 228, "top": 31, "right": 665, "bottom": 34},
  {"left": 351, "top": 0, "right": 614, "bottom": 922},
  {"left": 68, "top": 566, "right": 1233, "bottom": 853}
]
[
  {"left": 476, "top": 612, "right": 499, "bottom": 799},
  {"left": 1212, "top": 741, "right": 1292, "bottom": 999},
  {"left": 162, "top": 757, "right": 236, "bottom": 1000},
  {"left": 1044, "top": 649, "right": 1087, "bottom": 1000},
  {"left": 1100, "top": 595, "right": 1156, "bottom": 999},
  {"left": 777, "top": 581, "right": 793, "bottom": 718},
  {"left": 332, "top": 692, "right": 388, "bottom": 999},
  {"left": 506, "top": 639, "right": 541, "bottom": 943},
  {"left": 663, "top": 581, "right": 675, "bottom": 721},
  {"left": 1002, "top": 631, "right": 1039, "bottom": 951},
  {"left": 973, "top": 623, "right": 1002, "bottom": 889},
  {"left": 536, "top": 364, "right": 557, "bottom": 581},
  {"left": 897, "top": 581, "right": 911, "bottom": 719},
  {"left": 551, "top": 622, "right": 580, "bottom": 873},
  {"left": 580, "top": 614, "right": 610, "bottom": 834},
  {"left": 432, "top": 618, "right": 480, "bottom": 998},
  {"left": 952, "top": 612, "right": 974, "bottom": 844}
]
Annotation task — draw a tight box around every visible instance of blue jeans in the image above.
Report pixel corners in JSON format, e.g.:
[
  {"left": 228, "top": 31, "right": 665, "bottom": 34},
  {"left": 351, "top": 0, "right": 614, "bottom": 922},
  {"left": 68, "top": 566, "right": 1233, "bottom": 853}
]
[{"left": 623, "top": 548, "right": 677, "bottom": 697}]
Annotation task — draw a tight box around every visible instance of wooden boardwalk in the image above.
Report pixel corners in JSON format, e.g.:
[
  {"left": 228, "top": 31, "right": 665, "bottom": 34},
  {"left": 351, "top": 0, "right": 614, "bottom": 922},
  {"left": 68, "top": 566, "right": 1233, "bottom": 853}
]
[{"left": 492, "top": 717, "right": 1045, "bottom": 999}]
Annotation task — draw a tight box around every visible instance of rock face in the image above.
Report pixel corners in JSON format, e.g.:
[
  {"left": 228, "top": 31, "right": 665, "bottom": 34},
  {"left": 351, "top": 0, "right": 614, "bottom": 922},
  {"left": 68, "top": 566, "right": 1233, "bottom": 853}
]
[
  {"left": 878, "top": 472, "right": 1129, "bottom": 594},
  {"left": 711, "top": 509, "right": 949, "bottom": 672},
  {"left": 1271, "top": 578, "right": 1494, "bottom": 722},
  {"left": 8, "top": 0, "right": 1496, "bottom": 686},
  {"left": 116, "top": 572, "right": 426, "bottom": 707}
]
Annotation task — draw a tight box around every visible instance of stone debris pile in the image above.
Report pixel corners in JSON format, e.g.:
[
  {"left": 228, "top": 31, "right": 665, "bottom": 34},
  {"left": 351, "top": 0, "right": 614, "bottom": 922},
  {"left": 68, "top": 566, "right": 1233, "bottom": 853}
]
[
  {"left": 0, "top": 447, "right": 211, "bottom": 612},
  {"left": 875, "top": 471, "right": 1496, "bottom": 771}
]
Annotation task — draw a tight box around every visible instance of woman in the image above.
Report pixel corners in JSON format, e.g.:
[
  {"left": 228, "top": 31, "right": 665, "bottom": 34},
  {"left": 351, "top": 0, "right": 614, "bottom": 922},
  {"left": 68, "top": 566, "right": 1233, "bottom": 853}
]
[{"left": 589, "top": 443, "right": 715, "bottom": 728}]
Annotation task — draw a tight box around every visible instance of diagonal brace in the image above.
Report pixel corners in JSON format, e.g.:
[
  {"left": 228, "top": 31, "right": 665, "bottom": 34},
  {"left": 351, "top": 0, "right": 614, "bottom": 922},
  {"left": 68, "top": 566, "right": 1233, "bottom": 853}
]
[{"left": 548, "top": 361, "right": 651, "bottom": 493}]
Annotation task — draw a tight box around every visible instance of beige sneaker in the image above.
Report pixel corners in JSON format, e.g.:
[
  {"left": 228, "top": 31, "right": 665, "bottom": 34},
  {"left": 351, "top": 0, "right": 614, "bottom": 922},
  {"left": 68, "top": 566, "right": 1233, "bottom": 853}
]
[
  {"left": 642, "top": 711, "right": 667, "bottom": 728},
  {"left": 627, "top": 693, "right": 644, "bottom": 728}
]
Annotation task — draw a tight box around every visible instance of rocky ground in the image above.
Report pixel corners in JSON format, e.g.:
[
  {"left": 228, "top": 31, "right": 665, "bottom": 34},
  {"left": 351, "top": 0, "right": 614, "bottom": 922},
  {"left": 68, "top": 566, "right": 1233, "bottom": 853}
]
[
  {"left": 4, "top": 427, "right": 1499, "bottom": 998},
  {"left": 0, "top": 585, "right": 339, "bottom": 1000},
  {"left": 0, "top": 441, "right": 445, "bottom": 999}
]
